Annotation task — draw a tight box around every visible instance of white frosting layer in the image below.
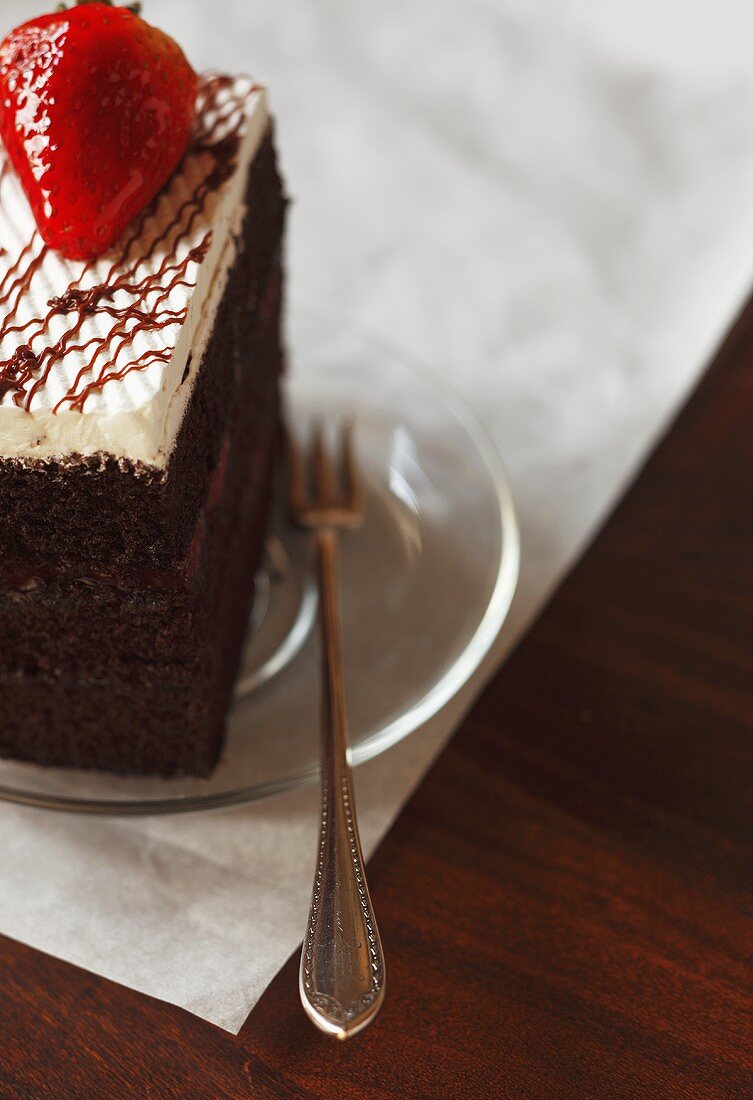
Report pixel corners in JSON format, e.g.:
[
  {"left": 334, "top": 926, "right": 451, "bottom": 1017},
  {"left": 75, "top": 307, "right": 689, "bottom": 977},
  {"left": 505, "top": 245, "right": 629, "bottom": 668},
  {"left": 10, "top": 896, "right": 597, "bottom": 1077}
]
[{"left": 0, "top": 75, "right": 268, "bottom": 467}]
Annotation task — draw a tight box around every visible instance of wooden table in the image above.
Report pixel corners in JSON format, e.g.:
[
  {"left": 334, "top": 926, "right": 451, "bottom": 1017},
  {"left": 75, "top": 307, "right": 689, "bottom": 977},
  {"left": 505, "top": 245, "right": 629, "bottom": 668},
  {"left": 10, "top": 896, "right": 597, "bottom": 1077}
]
[{"left": 1, "top": 300, "right": 752, "bottom": 1099}]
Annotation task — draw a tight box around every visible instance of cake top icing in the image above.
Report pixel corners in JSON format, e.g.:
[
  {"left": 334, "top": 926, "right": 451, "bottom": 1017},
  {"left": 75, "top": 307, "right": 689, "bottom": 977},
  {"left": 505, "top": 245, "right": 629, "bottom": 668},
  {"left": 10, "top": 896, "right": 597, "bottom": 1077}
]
[{"left": 0, "top": 72, "right": 268, "bottom": 466}]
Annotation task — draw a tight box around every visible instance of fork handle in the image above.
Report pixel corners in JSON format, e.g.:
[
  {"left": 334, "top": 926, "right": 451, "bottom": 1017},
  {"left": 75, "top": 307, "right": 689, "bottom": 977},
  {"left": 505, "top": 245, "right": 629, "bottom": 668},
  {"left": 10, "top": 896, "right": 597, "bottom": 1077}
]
[{"left": 299, "top": 527, "right": 386, "bottom": 1039}]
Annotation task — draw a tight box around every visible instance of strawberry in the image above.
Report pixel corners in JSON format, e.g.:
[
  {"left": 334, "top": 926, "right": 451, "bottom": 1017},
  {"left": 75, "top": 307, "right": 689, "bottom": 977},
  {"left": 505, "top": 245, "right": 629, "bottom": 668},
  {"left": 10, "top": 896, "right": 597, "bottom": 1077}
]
[{"left": 0, "top": 2, "right": 198, "bottom": 260}]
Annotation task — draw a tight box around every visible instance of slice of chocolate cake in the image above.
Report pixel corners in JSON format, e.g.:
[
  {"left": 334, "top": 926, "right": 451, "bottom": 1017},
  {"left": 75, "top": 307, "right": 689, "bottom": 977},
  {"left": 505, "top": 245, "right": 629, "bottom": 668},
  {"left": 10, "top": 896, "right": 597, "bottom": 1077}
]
[{"left": 0, "top": 72, "right": 287, "bottom": 777}]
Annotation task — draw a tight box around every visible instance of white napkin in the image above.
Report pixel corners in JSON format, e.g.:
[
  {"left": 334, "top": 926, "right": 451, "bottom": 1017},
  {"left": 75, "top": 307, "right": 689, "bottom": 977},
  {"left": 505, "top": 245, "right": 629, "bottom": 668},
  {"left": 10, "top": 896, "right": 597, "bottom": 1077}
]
[{"left": 1, "top": 0, "right": 753, "bottom": 1033}]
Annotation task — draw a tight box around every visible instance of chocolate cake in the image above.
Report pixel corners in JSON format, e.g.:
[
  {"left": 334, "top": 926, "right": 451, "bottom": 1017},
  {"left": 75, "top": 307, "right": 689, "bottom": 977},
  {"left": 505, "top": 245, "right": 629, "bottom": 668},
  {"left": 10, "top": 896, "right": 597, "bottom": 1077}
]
[{"left": 0, "top": 73, "right": 287, "bottom": 777}]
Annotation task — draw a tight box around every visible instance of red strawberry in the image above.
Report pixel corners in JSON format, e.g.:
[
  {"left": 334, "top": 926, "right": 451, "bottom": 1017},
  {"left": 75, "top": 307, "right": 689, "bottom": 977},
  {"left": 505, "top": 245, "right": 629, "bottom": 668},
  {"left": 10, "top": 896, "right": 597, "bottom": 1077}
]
[{"left": 0, "top": 2, "right": 198, "bottom": 260}]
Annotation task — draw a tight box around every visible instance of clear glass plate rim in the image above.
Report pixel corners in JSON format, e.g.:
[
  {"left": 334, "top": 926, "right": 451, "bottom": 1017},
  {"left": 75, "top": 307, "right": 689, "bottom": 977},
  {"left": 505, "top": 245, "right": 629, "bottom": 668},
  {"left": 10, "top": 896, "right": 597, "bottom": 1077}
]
[{"left": 0, "top": 312, "right": 521, "bottom": 816}]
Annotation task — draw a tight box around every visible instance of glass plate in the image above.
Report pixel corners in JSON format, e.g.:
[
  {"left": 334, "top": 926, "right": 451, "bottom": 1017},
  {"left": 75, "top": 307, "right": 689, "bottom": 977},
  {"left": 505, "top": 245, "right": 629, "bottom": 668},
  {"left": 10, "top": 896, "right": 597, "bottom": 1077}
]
[{"left": 0, "top": 309, "right": 520, "bottom": 815}]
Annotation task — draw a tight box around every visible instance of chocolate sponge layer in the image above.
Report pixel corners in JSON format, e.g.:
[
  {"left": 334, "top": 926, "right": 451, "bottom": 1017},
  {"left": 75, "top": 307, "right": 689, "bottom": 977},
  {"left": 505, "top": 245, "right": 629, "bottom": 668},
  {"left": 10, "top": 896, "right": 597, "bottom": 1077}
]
[{"left": 0, "top": 378, "right": 278, "bottom": 777}]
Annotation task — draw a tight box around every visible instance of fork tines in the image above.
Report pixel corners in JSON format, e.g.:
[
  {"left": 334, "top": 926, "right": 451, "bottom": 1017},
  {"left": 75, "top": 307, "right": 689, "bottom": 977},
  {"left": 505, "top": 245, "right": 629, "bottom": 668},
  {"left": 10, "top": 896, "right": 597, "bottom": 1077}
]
[{"left": 287, "top": 421, "right": 364, "bottom": 529}]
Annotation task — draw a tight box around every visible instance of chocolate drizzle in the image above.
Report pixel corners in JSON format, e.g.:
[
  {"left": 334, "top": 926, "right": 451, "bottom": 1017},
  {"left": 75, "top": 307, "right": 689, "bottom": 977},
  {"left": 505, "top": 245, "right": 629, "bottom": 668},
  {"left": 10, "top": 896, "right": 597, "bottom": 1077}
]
[
  {"left": 0, "top": 74, "right": 260, "bottom": 414},
  {"left": 0, "top": 345, "right": 40, "bottom": 401}
]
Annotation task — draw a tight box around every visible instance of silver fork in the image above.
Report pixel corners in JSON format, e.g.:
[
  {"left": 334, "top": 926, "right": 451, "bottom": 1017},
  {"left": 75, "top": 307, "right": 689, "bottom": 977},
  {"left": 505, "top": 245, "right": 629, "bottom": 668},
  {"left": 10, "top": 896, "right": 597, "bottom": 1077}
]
[{"left": 287, "top": 421, "right": 386, "bottom": 1040}]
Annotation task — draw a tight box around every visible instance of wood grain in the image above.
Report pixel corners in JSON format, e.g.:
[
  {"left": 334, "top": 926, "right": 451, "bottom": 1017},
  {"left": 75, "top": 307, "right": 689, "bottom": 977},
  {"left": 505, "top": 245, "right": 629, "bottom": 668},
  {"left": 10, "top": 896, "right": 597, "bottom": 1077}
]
[{"left": 1, "top": 300, "right": 752, "bottom": 1097}]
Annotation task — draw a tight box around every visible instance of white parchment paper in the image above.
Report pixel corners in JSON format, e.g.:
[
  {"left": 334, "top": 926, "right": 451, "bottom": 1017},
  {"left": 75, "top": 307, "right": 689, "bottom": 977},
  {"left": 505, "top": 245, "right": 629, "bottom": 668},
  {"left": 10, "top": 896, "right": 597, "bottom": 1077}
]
[{"left": 1, "top": 0, "right": 753, "bottom": 1032}]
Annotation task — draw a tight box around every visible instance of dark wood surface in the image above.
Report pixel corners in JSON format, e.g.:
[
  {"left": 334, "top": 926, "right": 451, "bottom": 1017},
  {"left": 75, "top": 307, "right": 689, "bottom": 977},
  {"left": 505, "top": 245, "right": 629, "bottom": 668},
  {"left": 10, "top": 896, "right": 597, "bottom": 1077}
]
[{"left": 1, "top": 298, "right": 752, "bottom": 1099}]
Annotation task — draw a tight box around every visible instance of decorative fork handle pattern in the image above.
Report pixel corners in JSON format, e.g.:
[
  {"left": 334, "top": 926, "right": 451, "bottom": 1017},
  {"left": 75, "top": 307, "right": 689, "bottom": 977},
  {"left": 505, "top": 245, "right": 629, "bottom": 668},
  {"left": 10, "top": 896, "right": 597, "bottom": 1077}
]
[{"left": 299, "top": 527, "right": 386, "bottom": 1040}]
